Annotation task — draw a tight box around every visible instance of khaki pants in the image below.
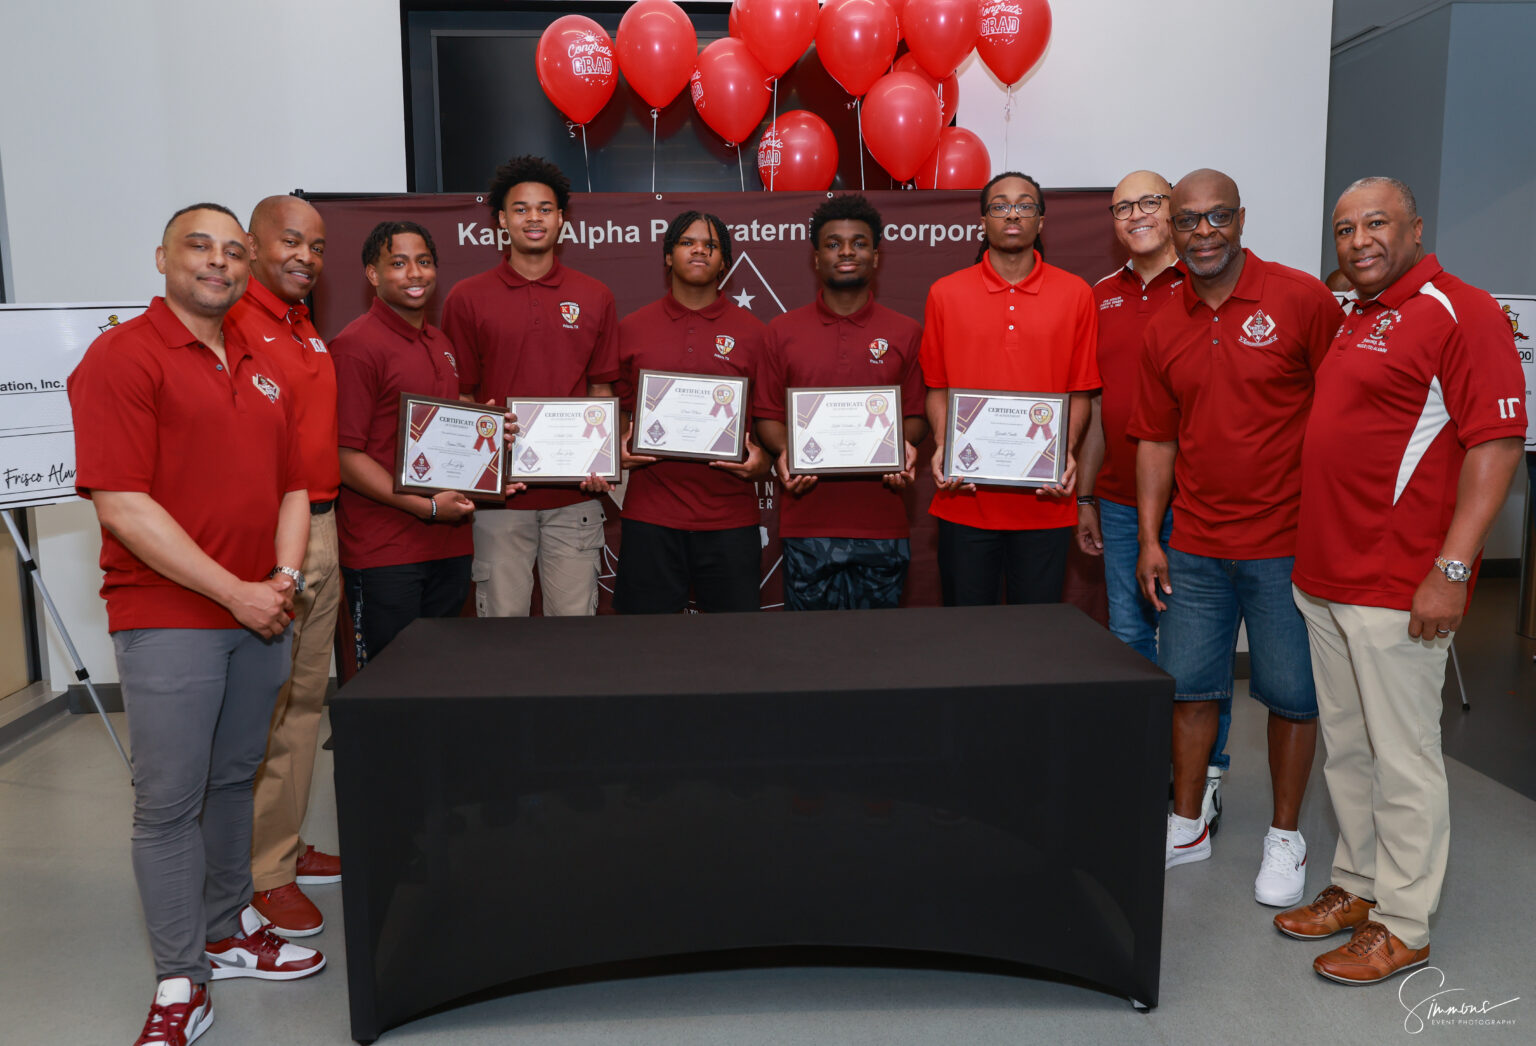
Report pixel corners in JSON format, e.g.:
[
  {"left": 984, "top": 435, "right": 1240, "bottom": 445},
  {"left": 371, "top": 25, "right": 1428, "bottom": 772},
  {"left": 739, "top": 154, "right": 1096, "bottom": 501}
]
[
  {"left": 251, "top": 510, "right": 340, "bottom": 891},
  {"left": 1293, "top": 586, "right": 1450, "bottom": 948},
  {"left": 472, "top": 502, "right": 605, "bottom": 617}
]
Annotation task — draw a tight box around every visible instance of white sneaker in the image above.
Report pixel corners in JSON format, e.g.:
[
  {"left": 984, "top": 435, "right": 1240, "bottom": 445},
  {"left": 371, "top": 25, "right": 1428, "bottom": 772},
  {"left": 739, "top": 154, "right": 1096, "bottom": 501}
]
[
  {"left": 133, "top": 977, "right": 213, "bottom": 1045},
  {"left": 1165, "top": 813, "right": 1211, "bottom": 869},
  {"left": 1254, "top": 829, "right": 1307, "bottom": 907},
  {"left": 1201, "top": 766, "right": 1224, "bottom": 835}
]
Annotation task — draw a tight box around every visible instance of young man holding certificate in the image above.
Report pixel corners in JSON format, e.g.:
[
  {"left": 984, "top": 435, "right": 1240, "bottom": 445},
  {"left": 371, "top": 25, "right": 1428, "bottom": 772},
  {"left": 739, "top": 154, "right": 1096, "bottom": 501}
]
[
  {"left": 611, "top": 212, "right": 770, "bottom": 613},
  {"left": 1127, "top": 169, "right": 1340, "bottom": 906},
  {"left": 332, "top": 221, "right": 476, "bottom": 660},
  {"left": 919, "top": 172, "right": 1100, "bottom": 606},
  {"left": 754, "top": 194, "right": 927, "bottom": 610}
]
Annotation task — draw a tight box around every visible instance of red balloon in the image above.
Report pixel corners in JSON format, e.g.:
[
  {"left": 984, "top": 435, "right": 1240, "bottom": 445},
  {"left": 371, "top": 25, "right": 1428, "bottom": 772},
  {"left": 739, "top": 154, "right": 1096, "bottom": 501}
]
[
  {"left": 757, "top": 110, "right": 839, "bottom": 190},
  {"left": 862, "top": 71, "right": 943, "bottom": 182},
  {"left": 736, "top": 0, "right": 819, "bottom": 79},
  {"left": 617, "top": 0, "right": 698, "bottom": 110},
  {"left": 691, "top": 38, "right": 772, "bottom": 144},
  {"left": 815, "top": 0, "right": 900, "bottom": 98},
  {"left": 729, "top": 2, "right": 742, "bottom": 38},
  {"left": 914, "top": 127, "right": 992, "bottom": 189},
  {"left": 976, "top": 0, "right": 1052, "bottom": 86},
  {"left": 901, "top": 0, "right": 979, "bottom": 81},
  {"left": 536, "top": 16, "right": 618, "bottom": 125},
  {"left": 894, "top": 52, "right": 959, "bottom": 127}
]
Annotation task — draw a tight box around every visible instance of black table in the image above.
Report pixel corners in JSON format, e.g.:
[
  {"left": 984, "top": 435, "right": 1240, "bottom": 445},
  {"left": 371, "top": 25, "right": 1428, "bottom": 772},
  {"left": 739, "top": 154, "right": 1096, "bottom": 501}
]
[{"left": 331, "top": 605, "right": 1172, "bottom": 1042}]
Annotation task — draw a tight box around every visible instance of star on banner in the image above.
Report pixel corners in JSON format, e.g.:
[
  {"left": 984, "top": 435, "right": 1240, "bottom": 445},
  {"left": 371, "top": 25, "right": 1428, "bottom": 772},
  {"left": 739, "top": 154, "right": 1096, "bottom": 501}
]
[{"left": 733, "top": 288, "right": 756, "bottom": 310}]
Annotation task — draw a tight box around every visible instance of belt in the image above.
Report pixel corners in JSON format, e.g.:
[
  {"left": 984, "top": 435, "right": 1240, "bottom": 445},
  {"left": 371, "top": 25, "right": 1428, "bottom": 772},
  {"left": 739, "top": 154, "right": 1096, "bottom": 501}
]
[{"left": 310, "top": 499, "right": 336, "bottom": 516}]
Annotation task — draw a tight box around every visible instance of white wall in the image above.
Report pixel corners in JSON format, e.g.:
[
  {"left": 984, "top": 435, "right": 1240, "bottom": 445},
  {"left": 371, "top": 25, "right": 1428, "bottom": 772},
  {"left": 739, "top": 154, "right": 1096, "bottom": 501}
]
[
  {"left": 0, "top": 0, "right": 1335, "bottom": 686},
  {"left": 0, "top": 1, "right": 405, "bottom": 687}
]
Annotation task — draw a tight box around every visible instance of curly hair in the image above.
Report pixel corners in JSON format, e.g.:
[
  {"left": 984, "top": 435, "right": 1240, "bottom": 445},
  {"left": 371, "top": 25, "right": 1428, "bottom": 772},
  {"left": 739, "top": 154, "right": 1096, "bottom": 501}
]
[
  {"left": 487, "top": 155, "right": 572, "bottom": 220},
  {"left": 361, "top": 220, "right": 438, "bottom": 268},
  {"left": 809, "top": 194, "right": 884, "bottom": 248}
]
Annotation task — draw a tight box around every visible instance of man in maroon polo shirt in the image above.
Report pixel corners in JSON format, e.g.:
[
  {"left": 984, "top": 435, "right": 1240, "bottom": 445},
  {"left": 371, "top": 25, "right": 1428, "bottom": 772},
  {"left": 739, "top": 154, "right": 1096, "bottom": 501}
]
[
  {"left": 70, "top": 203, "right": 324, "bottom": 1046},
  {"left": 1278, "top": 177, "right": 1525, "bottom": 983},
  {"left": 611, "top": 211, "right": 770, "bottom": 612},
  {"left": 442, "top": 156, "right": 619, "bottom": 617},
  {"left": 1129, "top": 169, "right": 1341, "bottom": 908},
  {"left": 226, "top": 194, "right": 341, "bottom": 939},
  {"left": 333, "top": 221, "right": 479, "bottom": 656},
  {"left": 754, "top": 194, "right": 927, "bottom": 609}
]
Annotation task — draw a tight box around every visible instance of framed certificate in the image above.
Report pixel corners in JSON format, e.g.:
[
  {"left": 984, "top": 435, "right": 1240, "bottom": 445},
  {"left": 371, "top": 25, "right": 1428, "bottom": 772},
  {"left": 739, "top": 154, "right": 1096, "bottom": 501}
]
[
  {"left": 943, "top": 389, "right": 1069, "bottom": 488},
  {"left": 786, "top": 385, "right": 905, "bottom": 475},
  {"left": 505, "top": 397, "right": 621, "bottom": 484},
  {"left": 631, "top": 370, "right": 748, "bottom": 462},
  {"left": 394, "top": 393, "right": 506, "bottom": 500}
]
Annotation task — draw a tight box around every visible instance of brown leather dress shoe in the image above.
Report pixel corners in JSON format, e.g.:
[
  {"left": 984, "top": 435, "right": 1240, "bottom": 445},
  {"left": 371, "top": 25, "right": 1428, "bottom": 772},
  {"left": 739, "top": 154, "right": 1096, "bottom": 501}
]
[
  {"left": 1275, "top": 884, "right": 1374, "bottom": 939},
  {"left": 1314, "top": 921, "right": 1429, "bottom": 984}
]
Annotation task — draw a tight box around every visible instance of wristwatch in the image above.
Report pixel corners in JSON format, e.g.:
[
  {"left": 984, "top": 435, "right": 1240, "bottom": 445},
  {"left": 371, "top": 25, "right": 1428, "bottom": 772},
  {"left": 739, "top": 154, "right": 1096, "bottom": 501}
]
[
  {"left": 271, "top": 565, "right": 307, "bottom": 593},
  {"left": 1434, "top": 556, "right": 1471, "bottom": 583}
]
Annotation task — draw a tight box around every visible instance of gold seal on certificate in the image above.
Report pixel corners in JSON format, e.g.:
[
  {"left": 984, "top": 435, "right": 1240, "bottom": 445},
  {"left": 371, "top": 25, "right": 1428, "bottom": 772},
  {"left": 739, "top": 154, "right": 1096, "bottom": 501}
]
[
  {"left": 631, "top": 370, "right": 749, "bottom": 461},
  {"left": 786, "top": 385, "right": 904, "bottom": 475},
  {"left": 505, "top": 397, "right": 621, "bottom": 484},
  {"left": 394, "top": 393, "right": 506, "bottom": 500},
  {"left": 943, "top": 389, "right": 1069, "bottom": 487}
]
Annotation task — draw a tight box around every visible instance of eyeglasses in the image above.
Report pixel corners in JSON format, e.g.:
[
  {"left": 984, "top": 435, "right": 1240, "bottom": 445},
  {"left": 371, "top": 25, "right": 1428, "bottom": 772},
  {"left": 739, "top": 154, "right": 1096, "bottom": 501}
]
[
  {"left": 986, "top": 201, "right": 1041, "bottom": 218},
  {"left": 1109, "top": 194, "right": 1168, "bottom": 220},
  {"left": 1172, "top": 207, "right": 1239, "bottom": 232}
]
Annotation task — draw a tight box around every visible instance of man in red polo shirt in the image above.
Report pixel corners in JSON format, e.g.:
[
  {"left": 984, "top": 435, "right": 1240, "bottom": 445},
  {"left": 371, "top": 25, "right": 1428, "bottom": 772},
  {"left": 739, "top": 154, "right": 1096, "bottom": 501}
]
[
  {"left": 226, "top": 195, "right": 341, "bottom": 939},
  {"left": 1078, "top": 171, "right": 1228, "bottom": 831},
  {"left": 1128, "top": 169, "right": 1341, "bottom": 908},
  {"left": 334, "top": 221, "right": 479, "bottom": 655},
  {"left": 442, "top": 156, "right": 619, "bottom": 617},
  {"left": 755, "top": 194, "right": 927, "bottom": 609},
  {"left": 1278, "top": 177, "right": 1526, "bottom": 983},
  {"left": 920, "top": 171, "right": 1100, "bottom": 605},
  {"left": 70, "top": 203, "right": 324, "bottom": 1046},
  {"left": 611, "top": 212, "right": 769, "bottom": 612}
]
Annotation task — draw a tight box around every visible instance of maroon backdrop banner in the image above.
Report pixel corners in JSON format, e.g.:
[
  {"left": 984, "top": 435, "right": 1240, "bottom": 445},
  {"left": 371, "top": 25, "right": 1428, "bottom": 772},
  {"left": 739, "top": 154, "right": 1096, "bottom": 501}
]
[{"left": 307, "top": 190, "right": 1119, "bottom": 618}]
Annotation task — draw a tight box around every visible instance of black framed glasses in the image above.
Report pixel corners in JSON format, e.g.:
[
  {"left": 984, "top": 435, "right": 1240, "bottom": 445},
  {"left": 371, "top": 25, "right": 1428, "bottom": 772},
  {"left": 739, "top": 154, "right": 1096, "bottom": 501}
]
[
  {"left": 1172, "top": 208, "right": 1238, "bottom": 232},
  {"left": 1109, "top": 194, "right": 1168, "bottom": 220},
  {"left": 986, "top": 201, "right": 1041, "bottom": 218}
]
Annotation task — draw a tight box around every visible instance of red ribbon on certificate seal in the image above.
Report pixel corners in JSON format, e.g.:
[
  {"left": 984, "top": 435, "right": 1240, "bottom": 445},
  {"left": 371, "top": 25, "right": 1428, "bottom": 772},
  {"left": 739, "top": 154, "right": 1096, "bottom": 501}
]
[
  {"left": 582, "top": 404, "right": 610, "bottom": 438},
  {"left": 474, "top": 415, "right": 498, "bottom": 452},
  {"left": 865, "top": 393, "right": 893, "bottom": 429},
  {"left": 709, "top": 384, "right": 736, "bottom": 418},
  {"left": 1026, "top": 402, "right": 1054, "bottom": 440}
]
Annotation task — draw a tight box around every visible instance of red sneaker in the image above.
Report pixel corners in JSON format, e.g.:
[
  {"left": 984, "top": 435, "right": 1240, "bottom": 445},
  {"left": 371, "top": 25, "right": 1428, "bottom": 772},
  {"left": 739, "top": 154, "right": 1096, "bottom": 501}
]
[
  {"left": 295, "top": 844, "right": 342, "bottom": 885},
  {"left": 205, "top": 905, "right": 326, "bottom": 981},
  {"left": 250, "top": 882, "right": 323, "bottom": 936},
  {"left": 134, "top": 977, "right": 213, "bottom": 1045}
]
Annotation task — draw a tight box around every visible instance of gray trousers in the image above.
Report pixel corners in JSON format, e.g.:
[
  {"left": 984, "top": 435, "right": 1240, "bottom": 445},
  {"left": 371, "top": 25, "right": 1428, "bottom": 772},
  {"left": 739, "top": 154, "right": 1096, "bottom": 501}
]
[{"left": 114, "top": 626, "right": 290, "bottom": 982}]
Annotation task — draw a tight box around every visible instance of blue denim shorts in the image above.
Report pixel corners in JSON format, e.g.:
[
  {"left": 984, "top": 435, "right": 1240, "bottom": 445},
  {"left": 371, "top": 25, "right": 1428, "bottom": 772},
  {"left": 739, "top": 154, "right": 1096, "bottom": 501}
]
[{"left": 1157, "top": 548, "right": 1317, "bottom": 720}]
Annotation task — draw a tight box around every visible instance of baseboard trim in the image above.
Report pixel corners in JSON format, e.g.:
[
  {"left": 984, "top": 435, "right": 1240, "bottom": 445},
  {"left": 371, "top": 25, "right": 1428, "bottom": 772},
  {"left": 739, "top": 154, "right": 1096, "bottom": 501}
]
[
  {"left": 67, "top": 682, "right": 123, "bottom": 715},
  {"left": 0, "top": 682, "right": 70, "bottom": 750}
]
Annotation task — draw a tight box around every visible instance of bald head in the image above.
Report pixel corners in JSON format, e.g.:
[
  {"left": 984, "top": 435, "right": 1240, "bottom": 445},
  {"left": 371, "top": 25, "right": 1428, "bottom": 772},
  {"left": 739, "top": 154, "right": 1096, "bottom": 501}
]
[
  {"left": 1172, "top": 169, "right": 1240, "bottom": 211},
  {"left": 1114, "top": 170, "right": 1173, "bottom": 199},
  {"left": 1110, "top": 170, "right": 1176, "bottom": 259},
  {"left": 1170, "top": 169, "right": 1245, "bottom": 281},
  {"left": 247, "top": 196, "right": 326, "bottom": 304}
]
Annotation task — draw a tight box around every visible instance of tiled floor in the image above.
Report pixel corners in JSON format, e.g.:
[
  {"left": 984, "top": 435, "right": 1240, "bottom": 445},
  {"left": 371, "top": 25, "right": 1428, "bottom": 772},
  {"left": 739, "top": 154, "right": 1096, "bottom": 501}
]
[{"left": 3, "top": 584, "right": 1532, "bottom": 1044}]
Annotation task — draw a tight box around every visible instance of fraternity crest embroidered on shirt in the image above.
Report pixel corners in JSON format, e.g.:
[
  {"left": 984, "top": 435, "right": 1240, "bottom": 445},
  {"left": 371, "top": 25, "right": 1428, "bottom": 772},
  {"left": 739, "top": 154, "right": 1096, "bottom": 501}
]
[
  {"left": 252, "top": 374, "right": 280, "bottom": 402},
  {"left": 1238, "top": 309, "right": 1279, "bottom": 347},
  {"left": 1358, "top": 309, "right": 1400, "bottom": 353},
  {"left": 559, "top": 302, "right": 581, "bottom": 327},
  {"left": 1505, "top": 304, "right": 1529, "bottom": 341},
  {"left": 869, "top": 338, "right": 889, "bottom": 360},
  {"left": 715, "top": 335, "right": 736, "bottom": 356}
]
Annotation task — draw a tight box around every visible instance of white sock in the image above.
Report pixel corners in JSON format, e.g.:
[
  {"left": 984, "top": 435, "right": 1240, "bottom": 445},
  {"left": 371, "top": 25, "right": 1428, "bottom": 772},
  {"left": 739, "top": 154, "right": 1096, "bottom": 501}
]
[
  {"left": 1170, "top": 813, "right": 1204, "bottom": 835},
  {"left": 1268, "top": 826, "right": 1304, "bottom": 845}
]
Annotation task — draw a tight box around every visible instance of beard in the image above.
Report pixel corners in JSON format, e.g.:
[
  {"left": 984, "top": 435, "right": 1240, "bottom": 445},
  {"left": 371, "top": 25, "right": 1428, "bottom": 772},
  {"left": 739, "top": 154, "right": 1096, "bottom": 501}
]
[{"left": 1181, "top": 239, "right": 1241, "bottom": 279}]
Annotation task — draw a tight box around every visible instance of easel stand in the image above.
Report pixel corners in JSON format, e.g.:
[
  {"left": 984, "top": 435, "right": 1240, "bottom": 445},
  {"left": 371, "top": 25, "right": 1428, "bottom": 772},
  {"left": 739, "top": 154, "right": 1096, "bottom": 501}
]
[{"left": 4, "top": 509, "right": 132, "bottom": 779}]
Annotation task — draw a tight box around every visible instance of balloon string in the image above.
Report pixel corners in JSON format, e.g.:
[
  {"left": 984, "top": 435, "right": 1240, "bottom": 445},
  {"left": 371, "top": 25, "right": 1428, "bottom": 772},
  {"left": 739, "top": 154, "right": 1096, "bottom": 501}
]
[
  {"left": 737, "top": 143, "right": 745, "bottom": 191},
  {"left": 933, "top": 84, "right": 944, "bottom": 189},
  {"left": 581, "top": 124, "right": 592, "bottom": 192},
  {"left": 650, "top": 109, "right": 659, "bottom": 195},
  {"left": 1003, "top": 84, "right": 1015, "bottom": 171},
  {"left": 769, "top": 81, "right": 778, "bottom": 192},
  {"left": 856, "top": 98, "right": 865, "bottom": 191}
]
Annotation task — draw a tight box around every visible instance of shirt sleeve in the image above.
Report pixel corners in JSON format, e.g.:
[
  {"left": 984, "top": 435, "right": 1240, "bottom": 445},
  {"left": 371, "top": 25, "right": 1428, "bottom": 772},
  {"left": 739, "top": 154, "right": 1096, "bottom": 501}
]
[
  {"left": 613, "top": 313, "right": 639, "bottom": 414},
  {"left": 918, "top": 288, "right": 948, "bottom": 389},
  {"left": 586, "top": 289, "right": 622, "bottom": 385},
  {"left": 279, "top": 378, "right": 306, "bottom": 495},
  {"left": 68, "top": 335, "right": 158, "bottom": 497},
  {"left": 439, "top": 286, "right": 480, "bottom": 394},
  {"left": 752, "top": 323, "right": 787, "bottom": 422},
  {"left": 898, "top": 319, "right": 926, "bottom": 417},
  {"left": 1066, "top": 283, "right": 1104, "bottom": 392},
  {"left": 1302, "top": 284, "right": 1345, "bottom": 373},
  {"left": 1125, "top": 328, "right": 1180, "bottom": 442},
  {"left": 331, "top": 333, "right": 378, "bottom": 453},
  {"left": 1440, "top": 288, "right": 1528, "bottom": 447}
]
